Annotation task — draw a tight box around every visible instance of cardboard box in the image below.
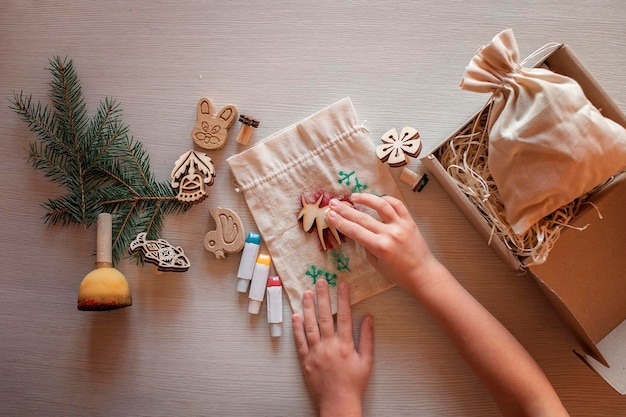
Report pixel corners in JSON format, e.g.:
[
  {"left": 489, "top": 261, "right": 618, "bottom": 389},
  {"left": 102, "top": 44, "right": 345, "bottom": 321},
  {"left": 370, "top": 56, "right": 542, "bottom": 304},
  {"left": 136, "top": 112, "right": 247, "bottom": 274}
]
[{"left": 422, "top": 43, "right": 626, "bottom": 394}]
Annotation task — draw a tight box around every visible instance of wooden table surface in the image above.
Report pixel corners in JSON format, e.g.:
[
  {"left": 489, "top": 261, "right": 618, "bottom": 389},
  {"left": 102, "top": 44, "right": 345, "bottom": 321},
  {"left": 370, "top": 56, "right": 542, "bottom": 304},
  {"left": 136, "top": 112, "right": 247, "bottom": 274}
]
[{"left": 1, "top": 1, "right": 625, "bottom": 415}]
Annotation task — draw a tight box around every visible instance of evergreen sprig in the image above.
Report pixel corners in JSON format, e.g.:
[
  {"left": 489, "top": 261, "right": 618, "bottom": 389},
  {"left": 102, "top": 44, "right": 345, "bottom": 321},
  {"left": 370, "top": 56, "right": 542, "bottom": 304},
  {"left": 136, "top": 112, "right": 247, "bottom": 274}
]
[{"left": 11, "top": 56, "right": 192, "bottom": 264}]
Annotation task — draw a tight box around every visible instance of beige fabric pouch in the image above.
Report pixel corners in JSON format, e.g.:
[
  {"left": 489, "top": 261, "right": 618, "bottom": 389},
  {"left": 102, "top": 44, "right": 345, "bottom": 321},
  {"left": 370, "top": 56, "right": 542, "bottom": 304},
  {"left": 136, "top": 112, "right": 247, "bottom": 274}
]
[
  {"left": 461, "top": 29, "right": 626, "bottom": 235},
  {"left": 227, "top": 98, "right": 401, "bottom": 315}
]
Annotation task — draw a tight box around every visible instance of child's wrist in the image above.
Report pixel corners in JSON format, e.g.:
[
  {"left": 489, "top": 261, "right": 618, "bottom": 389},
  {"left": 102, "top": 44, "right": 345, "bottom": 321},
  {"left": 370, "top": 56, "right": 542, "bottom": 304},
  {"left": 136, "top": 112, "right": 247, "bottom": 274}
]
[
  {"left": 318, "top": 395, "right": 363, "bottom": 417},
  {"left": 405, "top": 255, "right": 446, "bottom": 298}
]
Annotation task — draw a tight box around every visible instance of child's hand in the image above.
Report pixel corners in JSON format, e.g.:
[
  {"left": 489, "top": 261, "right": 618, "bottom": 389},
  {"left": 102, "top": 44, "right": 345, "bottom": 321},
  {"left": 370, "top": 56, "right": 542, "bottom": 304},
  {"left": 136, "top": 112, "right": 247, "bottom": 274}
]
[
  {"left": 326, "top": 193, "right": 439, "bottom": 293},
  {"left": 292, "top": 279, "right": 373, "bottom": 417}
]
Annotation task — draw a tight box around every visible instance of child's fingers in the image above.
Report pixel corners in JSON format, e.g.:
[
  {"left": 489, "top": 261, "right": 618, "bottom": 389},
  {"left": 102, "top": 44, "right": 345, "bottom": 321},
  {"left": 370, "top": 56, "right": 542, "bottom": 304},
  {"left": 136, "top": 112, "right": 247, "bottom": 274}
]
[
  {"left": 357, "top": 315, "right": 375, "bottom": 365},
  {"left": 315, "top": 279, "right": 335, "bottom": 340},
  {"left": 351, "top": 193, "right": 399, "bottom": 224},
  {"left": 292, "top": 314, "right": 310, "bottom": 361},
  {"left": 328, "top": 197, "right": 386, "bottom": 234},
  {"left": 381, "top": 195, "right": 411, "bottom": 220},
  {"left": 336, "top": 282, "right": 354, "bottom": 344},
  {"left": 302, "top": 290, "right": 320, "bottom": 347},
  {"left": 326, "top": 207, "right": 378, "bottom": 245}
]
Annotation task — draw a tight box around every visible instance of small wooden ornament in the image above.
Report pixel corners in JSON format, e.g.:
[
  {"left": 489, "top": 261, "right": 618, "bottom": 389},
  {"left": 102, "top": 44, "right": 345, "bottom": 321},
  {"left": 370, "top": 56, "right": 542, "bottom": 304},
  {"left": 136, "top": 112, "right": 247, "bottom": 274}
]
[
  {"left": 191, "top": 97, "right": 238, "bottom": 150},
  {"left": 297, "top": 194, "right": 342, "bottom": 251},
  {"left": 204, "top": 207, "right": 246, "bottom": 259},
  {"left": 400, "top": 167, "right": 429, "bottom": 192},
  {"left": 129, "top": 232, "right": 190, "bottom": 272},
  {"left": 170, "top": 149, "right": 216, "bottom": 203},
  {"left": 376, "top": 126, "right": 422, "bottom": 167},
  {"left": 236, "top": 114, "right": 260, "bottom": 145}
]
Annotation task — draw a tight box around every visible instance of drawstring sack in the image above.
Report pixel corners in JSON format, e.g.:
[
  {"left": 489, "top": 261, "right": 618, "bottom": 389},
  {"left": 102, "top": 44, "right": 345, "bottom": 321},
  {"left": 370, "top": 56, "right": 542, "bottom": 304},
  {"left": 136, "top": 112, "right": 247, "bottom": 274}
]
[
  {"left": 227, "top": 98, "right": 403, "bottom": 315},
  {"left": 461, "top": 29, "right": 626, "bottom": 235}
]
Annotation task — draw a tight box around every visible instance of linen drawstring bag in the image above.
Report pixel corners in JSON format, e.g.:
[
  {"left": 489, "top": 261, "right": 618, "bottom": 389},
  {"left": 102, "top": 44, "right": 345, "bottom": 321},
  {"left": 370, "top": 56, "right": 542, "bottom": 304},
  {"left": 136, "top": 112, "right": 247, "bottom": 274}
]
[
  {"left": 227, "top": 97, "right": 402, "bottom": 315},
  {"left": 461, "top": 29, "right": 626, "bottom": 235}
]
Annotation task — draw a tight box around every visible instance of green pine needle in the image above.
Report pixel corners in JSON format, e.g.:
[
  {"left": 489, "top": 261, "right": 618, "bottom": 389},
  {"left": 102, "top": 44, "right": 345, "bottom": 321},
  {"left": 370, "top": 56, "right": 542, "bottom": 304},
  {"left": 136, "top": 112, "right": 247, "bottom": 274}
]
[{"left": 11, "top": 56, "right": 192, "bottom": 265}]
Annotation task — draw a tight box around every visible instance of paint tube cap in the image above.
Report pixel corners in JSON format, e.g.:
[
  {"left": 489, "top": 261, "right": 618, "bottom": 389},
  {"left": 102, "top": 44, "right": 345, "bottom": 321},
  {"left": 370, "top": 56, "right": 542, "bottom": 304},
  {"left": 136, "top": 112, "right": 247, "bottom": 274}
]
[
  {"left": 248, "top": 300, "right": 262, "bottom": 314},
  {"left": 269, "top": 323, "right": 282, "bottom": 337},
  {"left": 237, "top": 278, "right": 250, "bottom": 293}
]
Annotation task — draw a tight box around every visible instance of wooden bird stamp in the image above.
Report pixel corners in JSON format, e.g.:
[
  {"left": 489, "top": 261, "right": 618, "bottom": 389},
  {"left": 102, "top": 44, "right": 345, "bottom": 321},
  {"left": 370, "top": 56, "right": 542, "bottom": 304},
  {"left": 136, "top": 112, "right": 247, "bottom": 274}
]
[
  {"left": 129, "top": 232, "right": 190, "bottom": 272},
  {"left": 376, "top": 126, "right": 422, "bottom": 167},
  {"left": 170, "top": 149, "right": 216, "bottom": 203},
  {"left": 191, "top": 97, "right": 238, "bottom": 150},
  {"left": 204, "top": 207, "right": 246, "bottom": 259}
]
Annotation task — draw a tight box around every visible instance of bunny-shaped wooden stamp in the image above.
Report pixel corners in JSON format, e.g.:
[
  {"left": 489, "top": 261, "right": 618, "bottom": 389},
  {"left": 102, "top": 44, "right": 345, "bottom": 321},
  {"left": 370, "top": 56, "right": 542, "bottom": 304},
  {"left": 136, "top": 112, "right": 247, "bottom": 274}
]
[{"left": 191, "top": 97, "right": 238, "bottom": 150}]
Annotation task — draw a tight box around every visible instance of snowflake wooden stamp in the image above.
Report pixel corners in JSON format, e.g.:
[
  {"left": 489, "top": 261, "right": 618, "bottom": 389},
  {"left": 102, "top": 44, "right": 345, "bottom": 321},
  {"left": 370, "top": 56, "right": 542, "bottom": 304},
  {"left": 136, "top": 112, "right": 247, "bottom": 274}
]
[
  {"left": 191, "top": 97, "right": 238, "bottom": 150},
  {"left": 204, "top": 207, "right": 246, "bottom": 259},
  {"left": 129, "top": 232, "right": 190, "bottom": 272},
  {"left": 170, "top": 149, "right": 216, "bottom": 203},
  {"left": 376, "top": 126, "right": 422, "bottom": 167},
  {"left": 298, "top": 193, "right": 349, "bottom": 251}
]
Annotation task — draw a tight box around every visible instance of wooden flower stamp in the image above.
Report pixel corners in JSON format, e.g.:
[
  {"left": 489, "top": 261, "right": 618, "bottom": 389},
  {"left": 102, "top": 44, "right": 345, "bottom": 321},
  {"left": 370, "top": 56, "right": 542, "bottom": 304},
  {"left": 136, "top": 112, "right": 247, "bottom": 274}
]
[
  {"left": 191, "top": 97, "right": 238, "bottom": 150},
  {"left": 376, "top": 126, "right": 422, "bottom": 167}
]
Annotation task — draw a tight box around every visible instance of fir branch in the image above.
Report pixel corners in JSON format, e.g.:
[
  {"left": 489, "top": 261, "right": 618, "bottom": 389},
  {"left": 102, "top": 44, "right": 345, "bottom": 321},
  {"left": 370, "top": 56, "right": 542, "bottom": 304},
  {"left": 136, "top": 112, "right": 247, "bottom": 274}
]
[
  {"left": 83, "top": 98, "right": 126, "bottom": 171},
  {"left": 48, "top": 57, "right": 88, "bottom": 150},
  {"left": 12, "top": 56, "right": 192, "bottom": 264},
  {"left": 12, "top": 92, "right": 71, "bottom": 156},
  {"left": 27, "top": 141, "right": 73, "bottom": 186}
]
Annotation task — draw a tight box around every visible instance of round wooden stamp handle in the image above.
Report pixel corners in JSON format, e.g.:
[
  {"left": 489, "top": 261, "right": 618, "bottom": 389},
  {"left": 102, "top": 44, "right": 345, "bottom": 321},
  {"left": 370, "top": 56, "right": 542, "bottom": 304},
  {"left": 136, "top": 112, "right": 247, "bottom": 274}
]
[{"left": 96, "top": 213, "right": 113, "bottom": 266}]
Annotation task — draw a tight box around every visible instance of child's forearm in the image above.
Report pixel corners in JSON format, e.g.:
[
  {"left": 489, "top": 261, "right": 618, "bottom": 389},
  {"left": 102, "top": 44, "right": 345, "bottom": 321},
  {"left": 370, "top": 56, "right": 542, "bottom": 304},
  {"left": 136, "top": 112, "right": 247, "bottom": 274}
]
[{"left": 407, "top": 262, "right": 569, "bottom": 417}]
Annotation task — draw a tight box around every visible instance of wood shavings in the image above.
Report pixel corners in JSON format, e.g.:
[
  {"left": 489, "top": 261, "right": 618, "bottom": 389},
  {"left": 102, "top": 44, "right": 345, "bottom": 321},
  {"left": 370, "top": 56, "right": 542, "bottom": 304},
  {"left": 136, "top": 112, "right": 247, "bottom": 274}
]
[{"left": 436, "top": 103, "right": 586, "bottom": 266}]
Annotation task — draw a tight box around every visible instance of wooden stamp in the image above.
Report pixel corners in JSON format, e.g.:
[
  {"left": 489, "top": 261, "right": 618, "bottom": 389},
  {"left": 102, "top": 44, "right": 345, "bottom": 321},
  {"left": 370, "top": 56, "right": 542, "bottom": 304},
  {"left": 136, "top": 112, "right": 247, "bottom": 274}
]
[
  {"left": 129, "top": 232, "right": 190, "bottom": 272},
  {"left": 204, "top": 207, "right": 246, "bottom": 259},
  {"left": 376, "top": 126, "right": 422, "bottom": 167},
  {"left": 170, "top": 149, "right": 216, "bottom": 203},
  {"left": 78, "top": 213, "right": 132, "bottom": 311},
  {"left": 191, "top": 97, "right": 238, "bottom": 150},
  {"left": 400, "top": 167, "right": 429, "bottom": 192},
  {"left": 236, "top": 114, "right": 260, "bottom": 145},
  {"left": 297, "top": 194, "right": 342, "bottom": 251}
]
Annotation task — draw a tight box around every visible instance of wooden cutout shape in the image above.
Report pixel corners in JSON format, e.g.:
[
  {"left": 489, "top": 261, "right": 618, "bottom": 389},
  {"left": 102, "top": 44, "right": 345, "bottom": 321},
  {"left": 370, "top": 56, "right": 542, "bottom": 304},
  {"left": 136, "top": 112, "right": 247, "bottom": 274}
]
[
  {"left": 297, "top": 194, "right": 342, "bottom": 251},
  {"left": 376, "top": 126, "right": 422, "bottom": 167},
  {"left": 170, "top": 149, "right": 216, "bottom": 203},
  {"left": 204, "top": 207, "right": 246, "bottom": 259},
  {"left": 129, "top": 232, "right": 190, "bottom": 272},
  {"left": 191, "top": 97, "right": 238, "bottom": 150}
]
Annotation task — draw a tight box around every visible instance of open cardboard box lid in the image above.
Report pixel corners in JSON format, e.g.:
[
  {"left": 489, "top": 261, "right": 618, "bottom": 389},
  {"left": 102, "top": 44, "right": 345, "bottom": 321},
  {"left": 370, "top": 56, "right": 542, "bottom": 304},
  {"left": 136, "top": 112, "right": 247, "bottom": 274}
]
[
  {"left": 421, "top": 43, "right": 626, "bottom": 393},
  {"left": 530, "top": 172, "right": 626, "bottom": 394}
]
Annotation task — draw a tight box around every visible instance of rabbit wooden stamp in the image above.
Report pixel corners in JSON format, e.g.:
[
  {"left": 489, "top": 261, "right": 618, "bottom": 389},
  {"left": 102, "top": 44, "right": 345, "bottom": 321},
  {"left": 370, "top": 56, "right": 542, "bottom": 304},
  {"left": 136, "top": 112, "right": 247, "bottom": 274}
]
[
  {"left": 191, "top": 97, "right": 238, "bottom": 150},
  {"left": 204, "top": 207, "right": 246, "bottom": 259}
]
